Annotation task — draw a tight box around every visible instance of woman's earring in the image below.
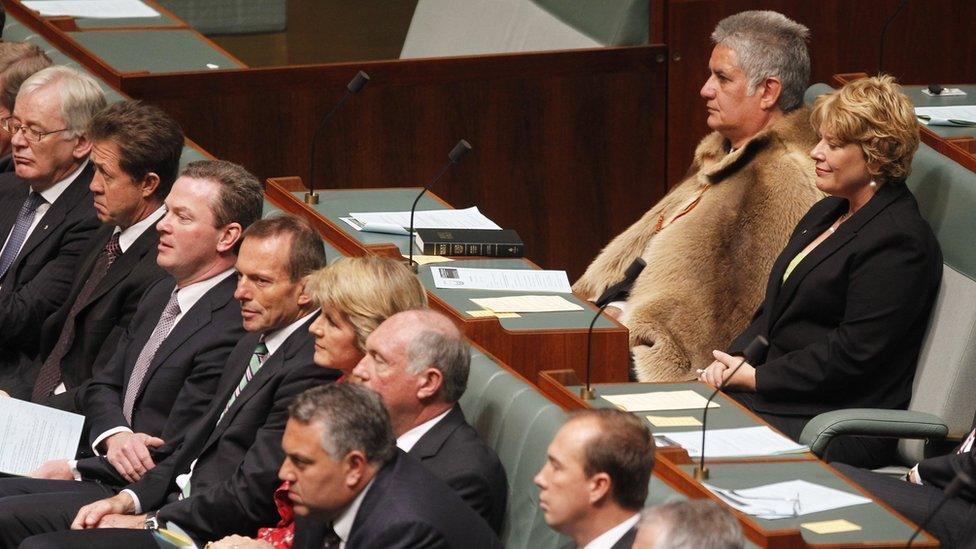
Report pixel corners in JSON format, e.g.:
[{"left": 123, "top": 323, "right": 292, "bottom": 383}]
[{"left": 869, "top": 180, "right": 878, "bottom": 188}]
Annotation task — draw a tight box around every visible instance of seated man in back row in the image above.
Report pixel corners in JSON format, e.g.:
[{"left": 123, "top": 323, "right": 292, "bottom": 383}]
[{"left": 573, "top": 10, "right": 822, "bottom": 381}]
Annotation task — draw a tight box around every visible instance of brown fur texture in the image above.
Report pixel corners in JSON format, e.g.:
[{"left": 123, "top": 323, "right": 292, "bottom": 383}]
[{"left": 574, "top": 109, "right": 823, "bottom": 381}]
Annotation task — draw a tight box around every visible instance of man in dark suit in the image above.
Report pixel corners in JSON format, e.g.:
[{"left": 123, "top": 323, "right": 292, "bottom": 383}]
[
  {"left": 285, "top": 384, "right": 501, "bottom": 549},
  {"left": 26, "top": 100, "right": 183, "bottom": 411},
  {"left": 352, "top": 308, "right": 507, "bottom": 533},
  {"left": 534, "top": 409, "right": 655, "bottom": 549},
  {"left": 0, "top": 66, "right": 104, "bottom": 368},
  {"left": 833, "top": 425, "right": 976, "bottom": 549},
  {"left": 21, "top": 158, "right": 260, "bottom": 485},
  {"left": 0, "top": 211, "right": 337, "bottom": 547}
]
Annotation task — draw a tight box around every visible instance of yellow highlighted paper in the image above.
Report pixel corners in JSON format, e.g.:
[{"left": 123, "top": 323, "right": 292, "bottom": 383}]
[
  {"left": 646, "top": 415, "right": 702, "bottom": 427},
  {"left": 466, "top": 310, "right": 521, "bottom": 319},
  {"left": 801, "top": 519, "right": 862, "bottom": 534}
]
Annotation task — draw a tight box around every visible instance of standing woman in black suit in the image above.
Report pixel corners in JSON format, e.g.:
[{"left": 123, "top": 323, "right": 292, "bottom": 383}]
[{"left": 699, "top": 75, "right": 943, "bottom": 468}]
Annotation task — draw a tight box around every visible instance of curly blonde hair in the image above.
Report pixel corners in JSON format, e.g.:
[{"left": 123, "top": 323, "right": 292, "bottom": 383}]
[
  {"left": 810, "top": 74, "right": 919, "bottom": 182},
  {"left": 306, "top": 256, "right": 428, "bottom": 352}
]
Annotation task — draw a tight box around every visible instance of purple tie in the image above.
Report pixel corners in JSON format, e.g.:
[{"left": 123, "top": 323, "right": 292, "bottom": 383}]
[
  {"left": 0, "top": 192, "right": 45, "bottom": 282},
  {"left": 122, "top": 290, "right": 181, "bottom": 424}
]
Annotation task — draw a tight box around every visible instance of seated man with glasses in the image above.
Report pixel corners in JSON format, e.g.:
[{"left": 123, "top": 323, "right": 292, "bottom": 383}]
[{"left": 0, "top": 65, "right": 103, "bottom": 388}]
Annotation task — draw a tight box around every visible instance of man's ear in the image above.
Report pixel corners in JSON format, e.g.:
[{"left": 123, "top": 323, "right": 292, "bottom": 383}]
[
  {"left": 139, "top": 172, "right": 161, "bottom": 199},
  {"left": 416, "top": 367, "right": 444, "bottom": 401},
  {"left": 72, "top": 133, "right": 92, "bottom": 159},
  {"left": 344, "top": 450, "right": 368, "bottom": 488},
  {"left": 297, "top": 274, "right": 313, "bottom": 307},
  {"left": 587, "top": 472, "right": 613, "bottom": 505},
  {"left": 217, "top": 223, "right": 243, "bottom": 253},
  {"left": 758, "top": 76, "right": 783, "bottom": 111}
]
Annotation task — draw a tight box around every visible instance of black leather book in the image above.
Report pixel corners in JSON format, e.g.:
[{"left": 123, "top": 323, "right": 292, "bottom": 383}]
[{"left": 414, "top": 228, "right": 523, "bottom": 257}]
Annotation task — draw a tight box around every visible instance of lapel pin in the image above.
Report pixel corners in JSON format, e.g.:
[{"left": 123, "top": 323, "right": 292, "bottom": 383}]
[{"left": 43, "top": 225, "right": 48, "bottom": 230}]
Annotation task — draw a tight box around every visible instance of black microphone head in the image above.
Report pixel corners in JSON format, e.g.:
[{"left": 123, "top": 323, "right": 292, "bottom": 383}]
[
  {"left": 927, "top": 84, "right": 944, "bottom": 95},
  {"left": 623, "top": 257, "right": 647, "bottom": 283},
  {"left": 742, "top": 335, "right": 769, "bottom": 364},
  {"left": 347, "top": 71, "right": 370, "bottom": 93},
  {"left": 449, "top": 140, "right": 472, "bottom": 164}
]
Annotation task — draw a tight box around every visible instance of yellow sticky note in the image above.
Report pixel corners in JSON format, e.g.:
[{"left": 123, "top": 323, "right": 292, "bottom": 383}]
[
  {"left": 404, "top": 254, "right": 454, "bottom": 266},
  {"left": 494, "top": 312, "right": 521, "bottom": 318},
  {"left": 646, "top": 415, "right": 702, "bottom": 427},
  {"left": 801, "top": 519, "right": 862, "bottom": 534},
  {"left": 465, "top": 310, "right": 521, "bottom": 319}
]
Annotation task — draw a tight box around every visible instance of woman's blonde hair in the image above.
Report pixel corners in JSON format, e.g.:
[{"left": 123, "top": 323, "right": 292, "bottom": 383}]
[
  {"left": 810, "top": 74, "right": 919, "bottom": 182},
  {"left": 306, "top": 256, "right": 428, "bottom": 351}
]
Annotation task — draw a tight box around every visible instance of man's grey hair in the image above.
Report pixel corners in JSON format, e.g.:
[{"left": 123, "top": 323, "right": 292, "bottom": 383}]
[
  {"left": 711, "top": 10, "right": 810, "bottom": 112},
  {"left": 289, "top": 384, "right": 397, "bottom": 466},
  {"left": 406, "top": 328, "right": 470, "bottom": 403},
  {"left": 639, "top": 500, "right": 743, "bottom": 549},
  {"left": 18, "top": 65, "right": 106, "bottom": 138}
]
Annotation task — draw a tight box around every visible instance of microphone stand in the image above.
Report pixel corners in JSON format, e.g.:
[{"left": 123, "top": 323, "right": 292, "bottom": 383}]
[
  {"left": 306, "top": 70, "right": 370, "bottom": 204},
  {"left": 406, "top": 140, "right": 472, "bottom": 272}
]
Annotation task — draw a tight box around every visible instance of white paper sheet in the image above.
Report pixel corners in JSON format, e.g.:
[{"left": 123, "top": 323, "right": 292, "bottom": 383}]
[
  {"left": 666, "top": 426, "right": 807, "bottom": 458},
  {"left": 23, "top": 0, "right": 160, "bottom": 18},
  {"left": 470, "top": 295, "right": 583, "bottom": 313},
  {"left": 601, "top": 390, "right": 719, "bottom": 412},
  {"left": 343, "top": 207, "right": 501, "bottom": 235},
  {"left": 431, "top": 267, "right": 572, "bottom": 293},
  {"left": 704, "top": 479, "right": 871, "bottom": 520},
  {"left": 915, "top": 105, "right": 976, "bottom": 126},
  {"left": 0, "top": 398, "right": 84, "bottom": 476}
]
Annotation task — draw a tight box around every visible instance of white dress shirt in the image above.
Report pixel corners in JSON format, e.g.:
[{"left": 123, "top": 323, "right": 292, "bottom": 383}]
[
  {"left": 333, "top": 478, "right": 375, "bottom": 548},
  {"left": 396, "top": 408, "right": 452, "bottom": 453},
  {"left": 583, "top": 513, "right": 640, "bottom": 549}
]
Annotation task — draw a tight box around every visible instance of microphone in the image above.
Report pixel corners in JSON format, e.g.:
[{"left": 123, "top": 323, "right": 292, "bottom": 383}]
[
  {"left": 595, "top": 257, "right": 647, "bottom": 308},
  {"left": 694, "top": 335, "right": 769, "bottom": 480},
  {"left": 906, "top": 468, "right": 973, "bottom": 547},
  {"left": 877, "top": 0, "right": 908, "bottom": 75},
  {"left": 581, "top": 258, "right": 646, "bottom": 400},
  {"left": 306, "top": 70, "right": 370, "bottom": 204},
  {"left": 405, "top": 140, "right": 472, "bottom": 272}
]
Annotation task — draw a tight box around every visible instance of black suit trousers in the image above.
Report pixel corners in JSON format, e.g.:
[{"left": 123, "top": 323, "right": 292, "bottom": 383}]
[{"left": 0, "top": 477, "right": 114, "bottom": 548}]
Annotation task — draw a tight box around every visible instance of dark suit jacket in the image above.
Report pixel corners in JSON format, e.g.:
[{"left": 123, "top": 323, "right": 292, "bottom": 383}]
[
  {"left": 0, "top": 154, "right": 13, "bottom": 174},
  {"left": 124, "top": 316, "right": 339, "bottom": 542},
  {"left": 293, "top": 451, "right": 502, "bottom": 549},
  {"left": 409, "top": 404, "right": 507, "bottom": 533},
  {"left": 0, "top": 165, "right": 100, "bottom": 357},
  {"left": 30, "top": 223, "right": 167, "bottom": 411},
  {"left": 76, "top": 274, "right": 244, "bottom": 482},
  {"left": 558, "top": 525, "right": 637, "bottom": 549},
  {"left": 918, "top": 430, "right": 976, "bottom": 504},
  {"left": 729, "top": 182, "right": 942, "bottom": 417}
]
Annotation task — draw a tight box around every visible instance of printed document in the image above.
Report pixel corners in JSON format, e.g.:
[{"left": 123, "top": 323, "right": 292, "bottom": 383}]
[
  {"left": 704, "top": 479, "right": 871, "bottom": 520},
  {"left": 915, "top": 105, "right": 976, "bottom": 126},
  {"left": 23, "top": 0, "right": 160, "bottom": 18},
  {"left": 343, "top": 207, "right": 500, "bottom": 235},
  {"left": 601, "top": 390, "right": 719, "bottom": 412},
  {"left": 470, "top": 295, "right": 583, "bottom": 313},
  {"left": 0, "top": 398, "right": 84, "bottom": 476},
  {"left": 431, "top": 267, "right": 572, "bottom": 293},
  {"left": 666, "top": 426, "right": 806, "bottom": 458}
]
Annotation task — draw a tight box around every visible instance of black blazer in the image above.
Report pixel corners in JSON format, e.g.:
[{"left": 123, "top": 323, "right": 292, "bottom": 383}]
[
  {"left": 77, "top": 274, "right": 244, "bottom": 481},
  {"left": 127, "top": 317, "right": 339, "bottom": 542},
  {"left": 293, "top": 451, "right": 502, "bottom": 549},
  {"left": 730, "top": 182, "right": 942, "bottom": 417},
  {"left": 918, "top": 426, "right": 976, "bottom": 504},
  {"left": 30, "top": 223, "right": 168, "bottom": 410},
  {"left": 409, "top": 404, "right": 507, "bottom": 534},
  {"left": 0, "top": 165, "right": 100, "bottom": 356},
  {"left": 558, "top": 525, "right": 637, "bottom": 549}
]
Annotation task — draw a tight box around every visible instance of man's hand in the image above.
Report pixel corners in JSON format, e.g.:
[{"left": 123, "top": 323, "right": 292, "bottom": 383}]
[
  {"left": 29, "top": 459, "right": 75, "bottom": 480},
  {"left": 71, "top": 492, "right": 136, "bottom": 530},
  {"left": 104, "top": 431, "right": 165, "bottom": 482},
  {"left": 698, "top": 350, "right": 757, "bottom": 391},
  {"left": 95, "top": 513, "right": 146, "bottom": 529},
  {"left": 206, "top": 535, "right": 274, "bottom": 548}
]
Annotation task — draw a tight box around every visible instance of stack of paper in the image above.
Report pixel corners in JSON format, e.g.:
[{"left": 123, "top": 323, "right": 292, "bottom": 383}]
[
  {"left": 342, "top": 207, "right": 500, "bottom": 235},
  {"left": 470, "top": 295, "right": 582, "bottom": 313},
  {"left": 665, "top": 426, "right": 807, "bottom": 458},
  {"left": 601, "top": 390, "right": 719, "bottom": 412},
  {"left": 23, "top": 0, "right": 160, "bottom": 18},
  {"left": 704, "top": 479, "right": 871, "bottom": 520},
  {"left": 0, "top": 398, "right": 84, "bottom": 476},
  {"left": 431, "top": 267, "right": 572, "bottom": 293},
  {"left": 915, "top": 106, "right": 976, "bottom": 126}
]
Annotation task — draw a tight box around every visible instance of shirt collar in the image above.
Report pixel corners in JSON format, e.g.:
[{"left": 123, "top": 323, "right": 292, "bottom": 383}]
[
  {"left": 174, "top": 268, "right": 235, "bottom": 317},
  {"left": 35, "top": 160, "right": 87, "bottom": 205},
  {"left": 116, "top": 205, "right": 165, "bottom": 253},
  {"left": 333, "top": 477, "right": 375, "bottom": 544},
  {"left": 262, "top": 309, "right": 318, "bottom": 358},
  {"left": 396, "top": 407, "right": 452, "bottom": 453},
  {"left": 583, "top": 513, "right": 640, "bottom": 549}
]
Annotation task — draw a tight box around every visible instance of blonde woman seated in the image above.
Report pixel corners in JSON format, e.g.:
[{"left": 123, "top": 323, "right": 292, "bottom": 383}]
[
  {"left": 700, "top": 76, "right": 943, "bottom": 468},
  {"left": 210, "top": 256, "right": 427, "bottom": 549}
]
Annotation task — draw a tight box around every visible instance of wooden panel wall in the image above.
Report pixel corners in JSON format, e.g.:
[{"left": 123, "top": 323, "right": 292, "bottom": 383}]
[
  {"left": 117, "top": 46, "right": 668, "bottom": 280},
  {"left": 665, "top": 0, "right": 976, "bottom": 185}
]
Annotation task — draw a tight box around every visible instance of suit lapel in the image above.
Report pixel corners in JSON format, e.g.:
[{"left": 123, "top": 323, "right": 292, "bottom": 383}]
[
  {"left": 13, "top": 164, "right": 93, "bottom": 264},
  {"left": 82, "top": 226, "right": 159, "bottom": 310},
  {"left": 0, "top": 184, "right": 27, "bottom": 242},
  {"left": 408, "top": 405, "right": 465, "bottom": 460}
]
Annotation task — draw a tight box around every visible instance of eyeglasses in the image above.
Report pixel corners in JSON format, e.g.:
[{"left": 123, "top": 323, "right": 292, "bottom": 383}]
[{"left": 0, "top": 116, "right": 69, "bottom": 143}]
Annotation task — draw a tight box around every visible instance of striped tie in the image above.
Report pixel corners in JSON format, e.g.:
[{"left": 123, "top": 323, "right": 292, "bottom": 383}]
[
  {"left": 218, "top": 340, "right": 269, "bottom": 422},
  {"left": 0, "top": 192, "right": 45, "bottom": 282}
]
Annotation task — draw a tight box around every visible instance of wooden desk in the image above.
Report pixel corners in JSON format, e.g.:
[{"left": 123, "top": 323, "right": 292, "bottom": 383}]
[
  {"left": 263, "top": 181, "right": 631, "bottom": 384},
  {"left": 538, "top": 370, "right": 939, "bottom": 548}
]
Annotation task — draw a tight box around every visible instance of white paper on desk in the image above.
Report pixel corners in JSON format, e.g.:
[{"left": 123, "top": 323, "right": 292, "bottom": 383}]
[
  {"left": 23, "top": 0, "right": 160, "bottom": 18},
  {"left": 431, "top": 267, "right": 572, "bottom": 293},
  {"left": 344, "top": 207, "right": 501, "bottom": 235},
  {"left": 704, "top": 479, "right": 871, "bottom": 520},
  {"left": 666, "top": 426, "right": 806, "bottom": 458},
  {"left": 0, "top": 398, "right": 84, "bottom": 476},
  {"left": 470, "top": 295, "right": 583, "bottom": 313},
  {"left": 915, "top": 105, "right": 976, "bottom": 126},
  {"left": 601, "top": 390, "right": 719, "bottom": 412}
]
